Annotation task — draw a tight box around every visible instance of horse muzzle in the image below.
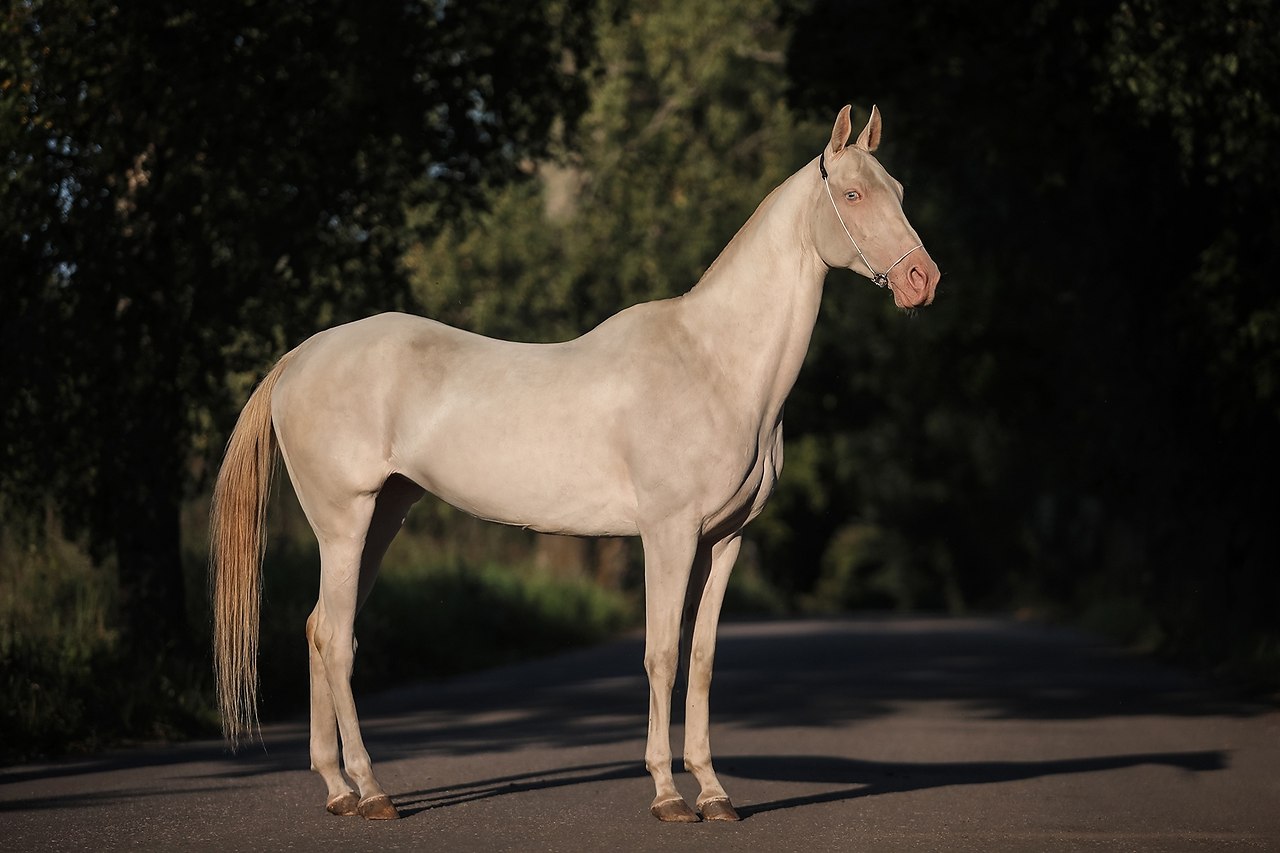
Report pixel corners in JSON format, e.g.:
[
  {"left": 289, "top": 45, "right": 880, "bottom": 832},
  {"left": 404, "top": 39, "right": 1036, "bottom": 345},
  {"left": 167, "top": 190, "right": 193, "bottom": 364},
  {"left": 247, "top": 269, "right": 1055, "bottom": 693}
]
[{"left": 887, "top": 247, "right": 941, "bottom": 309}]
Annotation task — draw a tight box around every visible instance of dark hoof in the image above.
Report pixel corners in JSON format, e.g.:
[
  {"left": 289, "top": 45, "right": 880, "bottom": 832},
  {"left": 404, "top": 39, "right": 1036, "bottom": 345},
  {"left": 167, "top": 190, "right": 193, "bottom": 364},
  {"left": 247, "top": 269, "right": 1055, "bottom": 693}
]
[
  {"left": 699, "top": 798, "right": 740, "bottom": 821},
  {"left": 650, "top": 797, "right": 700, "bottom": 822},
  {"left": 358, "top": 794, "right": 400, "bottom": 820},
  {"left": 326, "top": 792, "right": 360, "bottom": 816}
]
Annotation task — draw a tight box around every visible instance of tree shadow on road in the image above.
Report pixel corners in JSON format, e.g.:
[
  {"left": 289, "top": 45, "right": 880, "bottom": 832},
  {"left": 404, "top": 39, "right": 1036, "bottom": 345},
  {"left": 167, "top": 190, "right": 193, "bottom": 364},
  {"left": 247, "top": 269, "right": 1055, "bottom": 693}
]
[
  {"left": 387, "top": 749, "right": 1227, "bottom": 820},
  {"left": 718, "top": 751, "right": 1228, "bottom": 817}
]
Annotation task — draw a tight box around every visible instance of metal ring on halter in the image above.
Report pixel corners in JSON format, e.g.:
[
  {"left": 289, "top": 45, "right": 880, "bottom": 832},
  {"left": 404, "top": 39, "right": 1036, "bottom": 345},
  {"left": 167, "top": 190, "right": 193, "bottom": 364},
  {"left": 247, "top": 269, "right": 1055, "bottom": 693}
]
[{"left": 819, "top": 152, "right": 922, "bottom": 288}]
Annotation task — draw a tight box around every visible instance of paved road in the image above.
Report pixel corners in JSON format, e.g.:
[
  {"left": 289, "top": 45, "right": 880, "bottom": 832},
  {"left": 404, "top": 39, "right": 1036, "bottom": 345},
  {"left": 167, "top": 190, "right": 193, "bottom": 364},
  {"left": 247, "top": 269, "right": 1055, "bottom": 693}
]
[{"left": 3, "top": 616, "right": 1278, "bottom": 851}]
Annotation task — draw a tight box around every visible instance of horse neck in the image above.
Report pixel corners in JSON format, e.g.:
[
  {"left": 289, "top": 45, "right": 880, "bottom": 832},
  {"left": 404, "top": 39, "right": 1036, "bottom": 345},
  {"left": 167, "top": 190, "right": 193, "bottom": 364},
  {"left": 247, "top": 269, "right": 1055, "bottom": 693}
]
[{"left": 678, "top": 164, "right": 827, "bottom": 423}]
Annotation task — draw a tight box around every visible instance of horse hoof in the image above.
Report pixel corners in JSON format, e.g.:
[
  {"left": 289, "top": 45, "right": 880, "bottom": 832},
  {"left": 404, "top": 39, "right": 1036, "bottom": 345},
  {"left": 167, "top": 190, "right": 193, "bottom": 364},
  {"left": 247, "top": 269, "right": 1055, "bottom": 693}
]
[
  {"left": 358, "top": 794, "right": 400, "bottom": 820},
  {"left": 326, "top": 792, "right": 360, "bottom": 816},
  {"left": 699, "top": 798, "right": 740, "bottom": 821},
  {"left": 650, "top": 797, "right": 700, "bottom": 822}
]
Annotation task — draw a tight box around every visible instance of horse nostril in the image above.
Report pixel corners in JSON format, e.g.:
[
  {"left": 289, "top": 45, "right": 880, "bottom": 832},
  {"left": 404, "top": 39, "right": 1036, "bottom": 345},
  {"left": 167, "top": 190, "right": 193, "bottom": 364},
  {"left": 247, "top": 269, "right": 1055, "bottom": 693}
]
[{"left": 908, "top": 265, "right": 927, "bottom": 293}]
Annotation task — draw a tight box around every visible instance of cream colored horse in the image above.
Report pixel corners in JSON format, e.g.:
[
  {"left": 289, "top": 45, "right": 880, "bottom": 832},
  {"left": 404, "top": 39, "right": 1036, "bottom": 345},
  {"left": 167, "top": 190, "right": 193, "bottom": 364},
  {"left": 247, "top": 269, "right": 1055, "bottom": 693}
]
[{"left": 210, "top": 105, "right": 940, "bottom": 822}]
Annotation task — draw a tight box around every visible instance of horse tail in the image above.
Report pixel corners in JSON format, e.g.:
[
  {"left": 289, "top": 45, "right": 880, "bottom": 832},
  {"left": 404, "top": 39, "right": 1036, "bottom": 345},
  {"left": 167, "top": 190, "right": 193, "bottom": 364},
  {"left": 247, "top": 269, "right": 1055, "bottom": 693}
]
[{"left": 209, "top": 350, "right": 296, "bottom": 748}]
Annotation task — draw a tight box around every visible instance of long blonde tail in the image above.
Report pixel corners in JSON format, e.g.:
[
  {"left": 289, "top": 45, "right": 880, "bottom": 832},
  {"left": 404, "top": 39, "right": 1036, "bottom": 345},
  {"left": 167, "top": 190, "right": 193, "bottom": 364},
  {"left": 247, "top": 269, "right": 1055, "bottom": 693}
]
[{"left": 209, "top": 351, "right": 295, "bottom": 748}]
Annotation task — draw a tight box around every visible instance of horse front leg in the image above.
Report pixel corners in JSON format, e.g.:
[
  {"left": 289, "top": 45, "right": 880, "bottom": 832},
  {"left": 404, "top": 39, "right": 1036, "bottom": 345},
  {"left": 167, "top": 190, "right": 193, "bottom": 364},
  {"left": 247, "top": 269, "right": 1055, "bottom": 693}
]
[
  {"left": 640, "top": 523, "right": 701, "bottom": 822},
  {"left": 683, "top": 533, "right": 743, "bottom": 820}
]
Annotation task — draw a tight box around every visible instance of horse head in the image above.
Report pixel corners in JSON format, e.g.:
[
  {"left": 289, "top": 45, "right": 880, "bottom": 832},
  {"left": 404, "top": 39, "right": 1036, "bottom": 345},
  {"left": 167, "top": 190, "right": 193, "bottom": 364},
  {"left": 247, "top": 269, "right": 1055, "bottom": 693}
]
[{"left": 813, "top": 105, "right": 941, "bottom": 309}]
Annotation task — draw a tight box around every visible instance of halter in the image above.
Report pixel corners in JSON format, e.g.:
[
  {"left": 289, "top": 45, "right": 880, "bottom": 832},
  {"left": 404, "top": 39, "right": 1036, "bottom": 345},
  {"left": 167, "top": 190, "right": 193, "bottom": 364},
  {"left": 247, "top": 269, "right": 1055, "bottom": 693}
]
[{"left": 819, "top": 152, "right": 922, "bottom": 289}]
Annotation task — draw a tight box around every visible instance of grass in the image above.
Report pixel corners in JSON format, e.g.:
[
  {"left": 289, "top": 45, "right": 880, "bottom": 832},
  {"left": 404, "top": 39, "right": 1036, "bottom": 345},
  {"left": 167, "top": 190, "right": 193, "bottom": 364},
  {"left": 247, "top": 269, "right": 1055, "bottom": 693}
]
[
  {"left": 0, "top": 525, "right": 216, "bottom": 762},
  {"left": 252, "top": 535, "right": 638, "bottom": 721},
  {"left": 8, "top": 509, "right": 1275, "bottom": 768},
  {"left": 0, "top": 507, "right": 638, "bottom": 765}
]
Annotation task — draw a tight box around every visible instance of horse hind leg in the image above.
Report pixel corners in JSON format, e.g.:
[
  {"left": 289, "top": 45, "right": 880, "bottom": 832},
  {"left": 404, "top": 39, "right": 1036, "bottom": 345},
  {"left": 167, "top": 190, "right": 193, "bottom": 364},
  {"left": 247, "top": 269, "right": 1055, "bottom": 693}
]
[
  {"left": 306, "top": 604, "right": 358, "bottom": 815},
  {"left": 354, "top": 475, "right": 425, "bottom": 611},
  {"left": 306, "top": 476, "right": 423, "bottom": 820}
]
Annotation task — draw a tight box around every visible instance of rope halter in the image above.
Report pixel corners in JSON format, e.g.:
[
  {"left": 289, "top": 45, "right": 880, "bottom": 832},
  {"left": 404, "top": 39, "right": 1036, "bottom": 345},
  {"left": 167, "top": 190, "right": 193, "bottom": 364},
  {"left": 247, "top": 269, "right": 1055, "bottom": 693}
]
[{"left": 819, "top": 151, "right": 922, "bottom": 289}]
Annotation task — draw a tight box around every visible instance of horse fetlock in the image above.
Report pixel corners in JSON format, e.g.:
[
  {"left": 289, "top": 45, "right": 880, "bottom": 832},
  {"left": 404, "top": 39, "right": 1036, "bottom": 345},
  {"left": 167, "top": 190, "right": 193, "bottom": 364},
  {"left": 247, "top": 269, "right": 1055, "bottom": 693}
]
[
  {"left": 644, "top": 754, "right": 673, "bottom": 777},
  {"left": 342, "top": 758, "right": 374, "bottom": 785}
]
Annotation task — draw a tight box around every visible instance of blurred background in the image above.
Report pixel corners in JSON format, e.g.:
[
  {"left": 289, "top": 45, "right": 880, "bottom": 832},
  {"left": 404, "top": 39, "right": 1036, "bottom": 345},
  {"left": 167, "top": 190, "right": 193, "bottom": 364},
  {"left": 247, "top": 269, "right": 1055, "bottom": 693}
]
[{"left": 3, "top": 0, "right": 1277, "bottom": 762}]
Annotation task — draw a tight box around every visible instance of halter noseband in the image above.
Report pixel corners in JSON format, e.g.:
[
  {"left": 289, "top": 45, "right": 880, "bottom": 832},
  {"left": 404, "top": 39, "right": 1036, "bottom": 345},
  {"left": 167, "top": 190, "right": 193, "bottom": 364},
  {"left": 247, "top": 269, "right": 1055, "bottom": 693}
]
[{"left": 819, "top": 151, "right": 922, "bottom": 289}]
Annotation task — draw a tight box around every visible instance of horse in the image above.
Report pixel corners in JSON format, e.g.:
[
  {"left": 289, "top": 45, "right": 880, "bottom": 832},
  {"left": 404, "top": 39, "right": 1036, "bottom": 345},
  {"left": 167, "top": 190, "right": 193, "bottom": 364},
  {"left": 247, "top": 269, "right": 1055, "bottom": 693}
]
[{"left": 210, "top": 104, "right": 941, "bottom": 822}]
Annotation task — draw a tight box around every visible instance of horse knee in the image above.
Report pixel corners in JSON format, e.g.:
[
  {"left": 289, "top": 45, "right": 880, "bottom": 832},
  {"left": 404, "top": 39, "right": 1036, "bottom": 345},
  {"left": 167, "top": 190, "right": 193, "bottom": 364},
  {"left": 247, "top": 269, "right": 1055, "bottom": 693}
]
[
  {"left": 683, "top": 754, "right": 710, "bottom": 775},
  {"left": 644, "top": 649, "right": 677, "bottom": 685},
  {"left": 689, "top": 643, "right": 714, "bottom": 671},
  {"left": 687, "top": 644, "right": 714, "bottom": 686}
]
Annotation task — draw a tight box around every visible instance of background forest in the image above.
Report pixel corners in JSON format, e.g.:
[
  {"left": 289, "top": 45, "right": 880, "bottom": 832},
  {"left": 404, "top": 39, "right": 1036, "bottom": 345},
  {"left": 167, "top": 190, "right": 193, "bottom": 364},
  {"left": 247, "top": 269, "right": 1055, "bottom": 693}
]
[{"left": 3, "top": 0, "right": 1277, "bottom": 761}]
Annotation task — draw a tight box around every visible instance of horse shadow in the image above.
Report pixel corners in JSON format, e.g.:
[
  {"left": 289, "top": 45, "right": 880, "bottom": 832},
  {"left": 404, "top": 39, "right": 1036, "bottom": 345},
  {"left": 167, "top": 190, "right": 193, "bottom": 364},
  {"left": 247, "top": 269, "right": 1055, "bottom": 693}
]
[
  {"left": 391, "top": 749, "right": 1227, "bottom": 819},
  {"left": 720, "top": 751, "right": 1227, "bottom": 817}
]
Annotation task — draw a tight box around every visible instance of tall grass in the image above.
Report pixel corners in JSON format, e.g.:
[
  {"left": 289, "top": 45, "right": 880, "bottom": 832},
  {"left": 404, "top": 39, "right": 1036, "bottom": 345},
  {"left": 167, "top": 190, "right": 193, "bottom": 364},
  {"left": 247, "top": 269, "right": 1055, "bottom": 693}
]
[
  {"left": 1, "top": 499, "right": 638, "bottom": 765},
  {"left": 251, "top": 534, "right": 638, "bottom": 721},
  {"left": 1, "top": 523, "right": 216, "bottom": 762},
  {"left": 3, "top": 484, "right": 798, "bottom": 764}
]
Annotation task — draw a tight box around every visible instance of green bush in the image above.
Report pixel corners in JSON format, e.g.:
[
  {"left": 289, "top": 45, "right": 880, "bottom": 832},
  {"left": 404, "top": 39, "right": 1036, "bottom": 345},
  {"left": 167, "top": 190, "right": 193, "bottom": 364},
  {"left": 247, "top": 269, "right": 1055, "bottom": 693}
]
[
  {"left": 1, "top": 530, "right": 216, "bottom": 762},
  {"left": 253, "top": 539, "right": 637, "bottom": 720},
  {"left": 2, "top": 522, "right": 637, "bottom": 764}
]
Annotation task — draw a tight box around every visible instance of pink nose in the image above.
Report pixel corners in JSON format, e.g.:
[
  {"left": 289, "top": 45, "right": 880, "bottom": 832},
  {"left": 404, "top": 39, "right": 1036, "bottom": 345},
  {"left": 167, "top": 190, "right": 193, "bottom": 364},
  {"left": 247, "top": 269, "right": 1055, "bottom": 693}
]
[
  {"left": 896, "top": 256, "right": 940, "bottom": 307},
  {"left": 909, "top": 264, "right": 928, "bottom": 294}
]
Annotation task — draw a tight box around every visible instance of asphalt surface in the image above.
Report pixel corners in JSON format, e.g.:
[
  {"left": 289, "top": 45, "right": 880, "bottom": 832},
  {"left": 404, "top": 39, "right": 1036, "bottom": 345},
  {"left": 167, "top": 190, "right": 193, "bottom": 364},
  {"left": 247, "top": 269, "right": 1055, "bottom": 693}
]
[{"left": 3, "top": 616, "right": 1278, "bottom": 851}]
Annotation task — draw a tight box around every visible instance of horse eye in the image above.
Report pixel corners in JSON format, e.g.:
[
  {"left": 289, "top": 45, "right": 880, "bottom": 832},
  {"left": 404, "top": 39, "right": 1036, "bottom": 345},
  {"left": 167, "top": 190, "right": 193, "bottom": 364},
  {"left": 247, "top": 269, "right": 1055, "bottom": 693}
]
[{"left": 845, "top": 190, "right": 861, "bottom": 202}]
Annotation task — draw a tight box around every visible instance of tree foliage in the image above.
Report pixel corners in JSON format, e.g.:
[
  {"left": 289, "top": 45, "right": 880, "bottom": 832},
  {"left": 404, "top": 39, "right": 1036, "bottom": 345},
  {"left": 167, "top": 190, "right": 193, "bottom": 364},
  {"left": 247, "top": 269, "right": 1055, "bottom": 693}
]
[
  {"left": 2, "top": 0, "right": 1276, "bottom": 698},
  {"left": 0, "top": 0, "right": 593, "bottom": 641},
  {"left": 785, "top": 0, "right": 1280, "bottom": 671},
  {"left": 407, "top": 0, "right": 819, "bottom": 340},
  {"left": 416, "top": 0, "right": 1279, "bottom": 678}
]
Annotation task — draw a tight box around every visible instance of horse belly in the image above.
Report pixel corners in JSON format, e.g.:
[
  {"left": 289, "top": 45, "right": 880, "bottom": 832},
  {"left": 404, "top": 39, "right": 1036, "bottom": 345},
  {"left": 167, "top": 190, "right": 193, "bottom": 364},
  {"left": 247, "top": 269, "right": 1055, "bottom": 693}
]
[{"left": 393, "top": 402, "right": 639, "bottom": 537}]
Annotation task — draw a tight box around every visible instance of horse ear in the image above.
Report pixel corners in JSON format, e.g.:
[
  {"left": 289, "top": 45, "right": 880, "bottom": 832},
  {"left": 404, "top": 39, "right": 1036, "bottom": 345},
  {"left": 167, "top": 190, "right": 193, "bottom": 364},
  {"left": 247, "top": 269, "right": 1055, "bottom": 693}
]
[
  {"left": 829, "top": 105, "right": 853, "bottom": 155},
  {"left": 855, "top": 104, "right": 882, "bottom": 152}
]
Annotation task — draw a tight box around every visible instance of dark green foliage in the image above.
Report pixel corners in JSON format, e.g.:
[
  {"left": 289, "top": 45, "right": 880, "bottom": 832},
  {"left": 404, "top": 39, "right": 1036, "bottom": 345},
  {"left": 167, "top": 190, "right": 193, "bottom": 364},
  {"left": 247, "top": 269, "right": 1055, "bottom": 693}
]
[
  {"left": 413, "top": 0, "right": 1279, "bottom": 687},
  {"left": 240, "top": 537, "right": 636, "bottom": 726},
  {"left": 1, "top": 635, "right": 215, "bottom": 764},
  {"left": 781, "top": 0, "right": 1280, "bottom": 680},
  {"left": 3, "top": 0, "right": 1278, "bottom": 763},
  {"left": 0, "top": 0, "right": 594, "bottom": 643}
]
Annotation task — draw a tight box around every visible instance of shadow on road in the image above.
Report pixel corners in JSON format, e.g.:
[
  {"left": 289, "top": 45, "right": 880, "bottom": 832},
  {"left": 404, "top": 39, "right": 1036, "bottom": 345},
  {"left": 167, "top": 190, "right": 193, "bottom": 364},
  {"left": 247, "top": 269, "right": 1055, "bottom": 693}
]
[
  {"left": 2, "top": 617, "right": 1262, "bottom": 815},
  {"left": 387, "top": 749, "right": 1227, "bottom": 821},
  {"left": 719, "top": 751, "right": 1228, "bottom": 817},
  {"left": 0, "top": 745, "right": 1231, "bottom": 821},
  {"left": 394, "top": 760, "right": 647, "bottom": 818}
]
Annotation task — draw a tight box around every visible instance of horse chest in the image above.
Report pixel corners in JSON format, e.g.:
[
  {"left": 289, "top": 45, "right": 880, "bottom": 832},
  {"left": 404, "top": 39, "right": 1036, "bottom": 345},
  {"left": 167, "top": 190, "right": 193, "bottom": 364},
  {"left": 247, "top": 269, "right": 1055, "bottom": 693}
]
[{"left": 701, "top": 421, "right": 784, "bottom": 535}]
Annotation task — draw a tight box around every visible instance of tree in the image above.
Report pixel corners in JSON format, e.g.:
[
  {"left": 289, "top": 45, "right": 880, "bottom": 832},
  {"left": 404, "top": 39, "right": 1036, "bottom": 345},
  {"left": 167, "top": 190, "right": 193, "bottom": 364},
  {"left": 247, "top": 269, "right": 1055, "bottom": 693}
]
[
  {"left": 784, "top": 0, "right": 1280, "bottom": 671},
  {"left": 403, "top": 0, "right": 823, "bottom": 582},
  {"left": 408, "top": 0, "right": 819, "bottom": 337},
  {"left": 408, "top": 0, "right": 831, "bottom": 570},
  {"left": 0, "top": 0, "right": 593, "bottom": 646}
]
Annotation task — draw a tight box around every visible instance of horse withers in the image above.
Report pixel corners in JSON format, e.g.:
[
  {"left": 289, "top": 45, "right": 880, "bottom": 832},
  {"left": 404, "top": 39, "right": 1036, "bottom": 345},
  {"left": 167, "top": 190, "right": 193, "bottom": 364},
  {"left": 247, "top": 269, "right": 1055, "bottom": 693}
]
[{"left": 209, "top": 104, "right": 940, "bottom": 822}]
